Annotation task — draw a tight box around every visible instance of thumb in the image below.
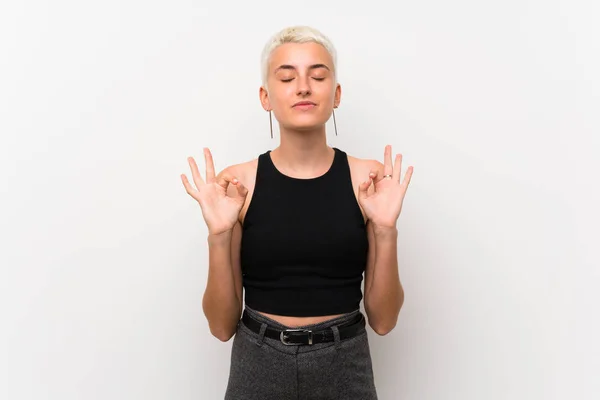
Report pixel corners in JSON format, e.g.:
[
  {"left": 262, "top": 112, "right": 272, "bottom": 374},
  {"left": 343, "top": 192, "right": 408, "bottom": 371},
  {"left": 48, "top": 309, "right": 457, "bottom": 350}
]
[
  {"left": 358, "top": 178, "right": 372, "bottom": 201},
  {"left": 216, "top": 172, "right": 235, "bottom": 190},
  {"left": 232, "top": 178, "right": 249, "bottom": 198}
]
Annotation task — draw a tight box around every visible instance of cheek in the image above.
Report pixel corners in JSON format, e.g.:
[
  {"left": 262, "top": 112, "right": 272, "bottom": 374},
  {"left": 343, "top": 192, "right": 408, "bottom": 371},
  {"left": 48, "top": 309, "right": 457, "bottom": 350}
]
[
  {"left": 269, "top": 91, "right": 286, "bottom": 109},
  {"left": 318, "top": 82, "right": 336, "bottom": 98},
  {"left": 318, "top": 89, "right": 336, "bottom": 106},
  {"left": 269, "top": 86, "right": 295, "bottom": 106}
]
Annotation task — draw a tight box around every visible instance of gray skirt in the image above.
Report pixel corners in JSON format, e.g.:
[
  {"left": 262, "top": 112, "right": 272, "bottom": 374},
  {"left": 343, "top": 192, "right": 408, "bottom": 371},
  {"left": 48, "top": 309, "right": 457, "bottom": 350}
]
[{"left": 224, "top": 306, "right": 378, "bottom": 400}]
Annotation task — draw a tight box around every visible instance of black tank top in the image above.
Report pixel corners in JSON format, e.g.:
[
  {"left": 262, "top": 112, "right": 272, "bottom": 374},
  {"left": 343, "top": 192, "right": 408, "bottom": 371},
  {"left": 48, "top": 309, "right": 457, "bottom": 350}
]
[{"left": 240, "top": 147, "right": 369, "bottom": 317}]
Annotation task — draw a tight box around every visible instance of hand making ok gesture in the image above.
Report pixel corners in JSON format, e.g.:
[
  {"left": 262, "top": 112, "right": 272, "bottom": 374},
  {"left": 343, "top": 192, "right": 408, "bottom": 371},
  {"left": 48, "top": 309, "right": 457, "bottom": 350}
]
[
  {"left": 181, "top": 148, "right": 248, "bottom": 236},
  {"left": 358, "top": 145, "right": 414, "bottom": 230}
]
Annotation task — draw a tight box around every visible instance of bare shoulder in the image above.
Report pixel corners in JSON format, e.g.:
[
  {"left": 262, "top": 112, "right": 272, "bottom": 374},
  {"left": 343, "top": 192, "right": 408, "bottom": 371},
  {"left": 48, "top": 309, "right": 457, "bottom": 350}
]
[
  {"left": 217, "top": 157, "right": 258, "bottom": 186},
  {"left": 346, "top": 152, "right": 384, "bottom": 177},
  {"left": 344, "top": 152, "right": 384, "bottom": 221},
  {"left": 217, "top": 156, "right": 260, "bottom": 220}
]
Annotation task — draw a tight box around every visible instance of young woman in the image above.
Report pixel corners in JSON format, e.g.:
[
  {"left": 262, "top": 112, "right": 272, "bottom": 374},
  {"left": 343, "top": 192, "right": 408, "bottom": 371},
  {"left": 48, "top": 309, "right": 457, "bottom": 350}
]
[{"left": 181, "top": 25, "right": 413, "bottom": 400}]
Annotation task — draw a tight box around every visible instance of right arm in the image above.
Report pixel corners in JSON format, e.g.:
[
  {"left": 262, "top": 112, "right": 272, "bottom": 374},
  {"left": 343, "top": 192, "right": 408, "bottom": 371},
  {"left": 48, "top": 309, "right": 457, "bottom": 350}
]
[
  {"left": 202, "top": 217, "right": 243, "bottom": 342},
  {"left": 181, "top": 149, "right": 247, "bottom": 342}
]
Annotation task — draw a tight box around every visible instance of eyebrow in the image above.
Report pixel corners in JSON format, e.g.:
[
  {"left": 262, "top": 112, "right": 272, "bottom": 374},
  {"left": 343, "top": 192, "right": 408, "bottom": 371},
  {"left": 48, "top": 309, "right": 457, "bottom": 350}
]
[{"left": 274, "top": 63, "right": 331, "bottom": 73}]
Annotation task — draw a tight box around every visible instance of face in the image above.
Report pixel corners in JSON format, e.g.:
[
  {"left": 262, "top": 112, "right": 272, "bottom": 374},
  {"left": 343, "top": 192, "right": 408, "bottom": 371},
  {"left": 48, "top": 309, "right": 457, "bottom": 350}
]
[{"left": 260, "top": 42, "right": 341, "bottom": 131}]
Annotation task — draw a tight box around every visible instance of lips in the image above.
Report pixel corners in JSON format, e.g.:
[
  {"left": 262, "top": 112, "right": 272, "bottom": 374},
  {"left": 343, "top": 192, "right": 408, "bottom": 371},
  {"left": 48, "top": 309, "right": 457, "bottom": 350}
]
[{"left": 293, "top": 101, "right": 316, "bottom": 107}]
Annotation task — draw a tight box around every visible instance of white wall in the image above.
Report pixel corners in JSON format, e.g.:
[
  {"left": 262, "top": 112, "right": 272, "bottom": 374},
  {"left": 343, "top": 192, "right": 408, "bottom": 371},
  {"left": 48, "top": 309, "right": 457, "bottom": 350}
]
[{"left": 1, "top": 1, "right": 598, "bottom": 399}]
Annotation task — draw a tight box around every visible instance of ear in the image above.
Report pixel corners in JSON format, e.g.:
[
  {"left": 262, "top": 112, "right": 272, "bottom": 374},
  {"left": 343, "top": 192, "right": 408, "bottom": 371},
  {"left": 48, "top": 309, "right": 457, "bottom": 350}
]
[
  {"left": 334, "top": 82, "right": 342, "bottom": 108},
  {"left": 259, "top": 86, "right": 271, "bottom": 111}
]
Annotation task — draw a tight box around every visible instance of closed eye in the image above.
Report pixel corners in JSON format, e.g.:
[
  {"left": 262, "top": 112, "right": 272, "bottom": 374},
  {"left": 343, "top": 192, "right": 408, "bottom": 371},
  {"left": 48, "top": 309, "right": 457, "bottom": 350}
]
[{"left": 280, "top": 77, "right": 325, "bottom": 82}]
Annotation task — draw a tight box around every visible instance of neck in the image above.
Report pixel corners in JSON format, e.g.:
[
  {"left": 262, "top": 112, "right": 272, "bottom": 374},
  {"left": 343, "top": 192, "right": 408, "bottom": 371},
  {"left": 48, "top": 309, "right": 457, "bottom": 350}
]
[{"left": 271, "top": 124, "right": 334, "bottom": 178}]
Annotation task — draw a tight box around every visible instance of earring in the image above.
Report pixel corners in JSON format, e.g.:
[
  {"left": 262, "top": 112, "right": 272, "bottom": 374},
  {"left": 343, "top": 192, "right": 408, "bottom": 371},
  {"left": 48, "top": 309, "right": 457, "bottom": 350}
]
[
  {"left": 332, "top": 108, "right": 338, "bottom": 136},
  {"left": 269, "top": 110, "right": 273, "bottom": 139}
]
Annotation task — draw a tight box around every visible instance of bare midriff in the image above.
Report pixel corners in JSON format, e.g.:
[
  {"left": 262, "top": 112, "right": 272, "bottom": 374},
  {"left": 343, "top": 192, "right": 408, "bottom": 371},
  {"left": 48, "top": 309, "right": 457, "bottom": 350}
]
[{"left": 256, "top": 311, "right": 347, "bottom": 328}]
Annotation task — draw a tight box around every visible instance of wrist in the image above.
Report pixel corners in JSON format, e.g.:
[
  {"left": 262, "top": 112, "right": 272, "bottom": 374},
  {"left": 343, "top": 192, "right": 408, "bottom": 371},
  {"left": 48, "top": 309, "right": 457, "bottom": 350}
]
[
  {"left": 371, "top": 224, "right": 398, "bottom": 239},
  {"left": 207, "top": 229, "right": 233, "bottom": 246}
]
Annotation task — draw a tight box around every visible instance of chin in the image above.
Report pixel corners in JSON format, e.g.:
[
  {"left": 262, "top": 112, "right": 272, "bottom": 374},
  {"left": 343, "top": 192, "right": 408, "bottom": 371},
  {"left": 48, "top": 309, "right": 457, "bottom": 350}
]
[{"left": 283, "top": 115, "right": 329, "bottom": 131}]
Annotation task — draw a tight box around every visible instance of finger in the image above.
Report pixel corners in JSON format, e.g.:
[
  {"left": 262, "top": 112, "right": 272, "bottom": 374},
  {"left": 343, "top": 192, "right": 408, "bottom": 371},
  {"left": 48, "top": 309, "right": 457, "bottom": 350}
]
[
  {"left": 181, "top": 174, "right": 199, "bottom": 199},
  {"left": 232, "top": 178, "right": 249, "bottom": 198},
  {"left": 383, "top": 145, "right": 393, "bottom": 176},
  {"left": 369, "top": 169, "right": 385, "bottom": 191},
  {"left": 358, "top": 178, "right": 372, "bottom": 201},
  {"left": 368, "top": 169, "right": 379, "bottom": 182},
  {"left": 204, "top": 148, "right": 216, "bottom": 182},
  {"left": 402, "top": 166, "right": 414, "bottom": 189},
  {"left": 187, "top": 156, "right": 204, "bottom": 188},
  {"left": 393, "top": 153, "right": 402, "bottom": 182},
  {"left": 216, "top": 171, "right": 236, "bottom": 190}
]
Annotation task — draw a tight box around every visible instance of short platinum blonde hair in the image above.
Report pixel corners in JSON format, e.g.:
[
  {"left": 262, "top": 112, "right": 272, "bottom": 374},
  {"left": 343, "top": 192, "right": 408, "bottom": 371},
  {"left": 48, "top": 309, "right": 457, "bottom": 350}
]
[{"left": 260, "top": 25, "right": 338, "bottom": 89}]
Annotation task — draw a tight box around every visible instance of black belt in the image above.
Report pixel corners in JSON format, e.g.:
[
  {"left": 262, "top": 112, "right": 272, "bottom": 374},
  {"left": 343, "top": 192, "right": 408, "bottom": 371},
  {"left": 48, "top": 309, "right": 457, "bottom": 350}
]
[{"left": 241, "top": 310, "right": 366, "bottom": 345}]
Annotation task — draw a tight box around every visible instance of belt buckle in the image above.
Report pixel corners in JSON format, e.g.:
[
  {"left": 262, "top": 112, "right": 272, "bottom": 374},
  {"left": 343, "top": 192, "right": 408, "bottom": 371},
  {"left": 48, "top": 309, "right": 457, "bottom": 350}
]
[{"left": 280, "top": 328, "right": 313, "bottom": 345}]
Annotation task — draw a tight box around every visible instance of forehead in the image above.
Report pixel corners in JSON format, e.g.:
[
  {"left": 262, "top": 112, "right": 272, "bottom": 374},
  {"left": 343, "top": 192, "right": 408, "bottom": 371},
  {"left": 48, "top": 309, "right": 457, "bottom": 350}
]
[{"left": 269, "top": 42, "right": 334, "bottom": 71}]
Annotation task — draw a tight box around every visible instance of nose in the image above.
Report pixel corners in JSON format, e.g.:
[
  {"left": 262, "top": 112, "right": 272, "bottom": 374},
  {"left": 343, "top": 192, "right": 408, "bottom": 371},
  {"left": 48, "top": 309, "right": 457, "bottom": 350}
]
[{"left": 296, "top": 75, "right": 312, "bottom": 96}]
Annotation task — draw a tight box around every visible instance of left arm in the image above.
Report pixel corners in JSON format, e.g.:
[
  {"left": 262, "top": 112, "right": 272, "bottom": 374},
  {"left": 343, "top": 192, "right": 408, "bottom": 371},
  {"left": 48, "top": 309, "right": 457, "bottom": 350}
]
[
  {"left": 359, "top": 146, "right": 413, "bottom": 336},
  {"left": 364, "top": 221, "right": 404, "bottom": 335}
]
